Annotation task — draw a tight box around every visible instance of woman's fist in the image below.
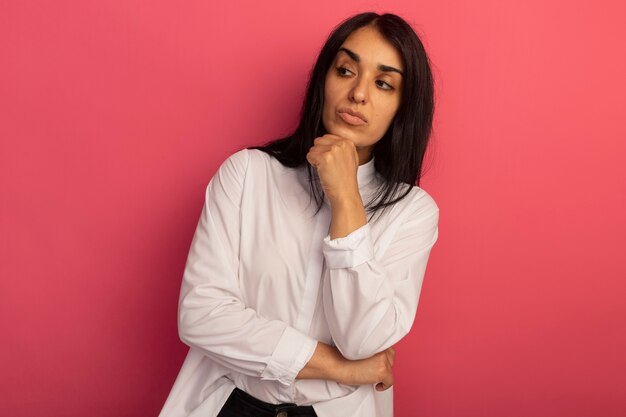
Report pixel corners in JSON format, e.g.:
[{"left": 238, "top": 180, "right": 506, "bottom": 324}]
[
  {"left": 338, "top": 347, "right": 396, "bottom": 391},
  {"left": 306, "top": 134, "right": 360, "bottom": 203}
]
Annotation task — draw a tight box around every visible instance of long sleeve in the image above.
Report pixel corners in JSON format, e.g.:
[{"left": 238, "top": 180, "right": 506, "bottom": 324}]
[
  {"left": 177, "top": 149, "right": 317, "bottom": 386},
  {"left": 321, "top": 190, "right": 439, "bottom": 360}
]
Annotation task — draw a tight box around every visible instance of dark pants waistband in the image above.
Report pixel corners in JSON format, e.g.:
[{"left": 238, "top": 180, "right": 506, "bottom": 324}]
[{"left": 217, "top": 387, "right": 318, "bottom": 417}]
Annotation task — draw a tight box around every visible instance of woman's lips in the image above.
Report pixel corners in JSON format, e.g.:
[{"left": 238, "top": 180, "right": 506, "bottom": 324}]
[{"left": 338, "top": 110, "right": 367, "bottom": 126}]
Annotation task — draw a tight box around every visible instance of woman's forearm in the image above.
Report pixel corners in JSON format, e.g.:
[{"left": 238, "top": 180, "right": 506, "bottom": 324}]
[
  {"left": 328, "top": 196, "right": 367, "bottom": 239},
  {"left": 296, "top": 342, "right": 395, "bottom": 390},
  {"left": 296, "top": 341, "right": 346, "bottom": 382}
]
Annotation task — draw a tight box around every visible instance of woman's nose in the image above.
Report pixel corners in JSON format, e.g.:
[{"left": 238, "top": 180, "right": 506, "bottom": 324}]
[{"left": 349, "top": 77, "right": 368, "bottom": 104}]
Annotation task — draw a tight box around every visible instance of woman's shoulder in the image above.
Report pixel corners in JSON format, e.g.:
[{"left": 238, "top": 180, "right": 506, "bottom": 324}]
[
  {"left": 223, "top": 147, "right": 284, "bottom": 166},
  {"left": 238, "top": 148, "right": 295, "bottom": 175},
  {"left": 379, "top": 181, "right": 439, "bottom": 222},
  {"left": 212, "top": 148, "right": 251, "bottom": 181},
  {"left": 217, "top": 148, "right": 271, "bottom": 174},
  {"left": 386, "top": 185, "right": 440, "bottom": 239},
  {"left": 215, "top": 148, "right": 293, "bottom": 185},
  {"left": 407, "top": 185, "right": 439, "bottom": 215}
]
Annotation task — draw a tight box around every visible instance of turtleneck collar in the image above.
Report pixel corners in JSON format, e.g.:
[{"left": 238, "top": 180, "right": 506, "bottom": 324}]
[{"left": 357, "top": 155, "right": 377, "bottom": 189}]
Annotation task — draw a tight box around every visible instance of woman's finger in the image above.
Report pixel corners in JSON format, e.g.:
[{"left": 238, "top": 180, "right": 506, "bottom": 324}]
[
  {"left": 307, "top": 144, "right": 333, "bottom": 154},
  {"left": 313, "top": 134, "right": 344, "bottom": 145},
  {"left": 375, "top": 373, "right": 394, "bottom": 391},
  {"left": 305, "top": 145, "right": 335, "bottom": 167}
]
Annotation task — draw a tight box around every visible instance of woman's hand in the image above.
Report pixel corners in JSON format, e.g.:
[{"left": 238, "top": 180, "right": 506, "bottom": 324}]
[
  {"left": 305, "top": 134, "right": 360, "bottom": 204},
  {"left": 338, "top": 347, "right": 396, "bottom": 391},
  {"left": 306, "top": 134, "right": 368, "bottom": 239}
]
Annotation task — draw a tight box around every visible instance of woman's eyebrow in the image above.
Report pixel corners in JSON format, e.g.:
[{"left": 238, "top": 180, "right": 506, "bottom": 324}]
[{"left": 338, "top": 47, "right": 404, "bottom": 77}]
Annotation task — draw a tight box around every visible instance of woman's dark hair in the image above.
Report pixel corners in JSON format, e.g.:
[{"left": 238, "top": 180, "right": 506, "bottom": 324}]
[{"left": 248, "top": 12, "right": 435, "bottom": 220}]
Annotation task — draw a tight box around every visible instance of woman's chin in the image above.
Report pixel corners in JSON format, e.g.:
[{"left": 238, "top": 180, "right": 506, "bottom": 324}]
[{"left": 327, "top": 125, "right": 362, "bottom": 143}]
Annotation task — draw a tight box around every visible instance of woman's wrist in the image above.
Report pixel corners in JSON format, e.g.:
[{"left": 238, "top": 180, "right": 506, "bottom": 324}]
[
  {"left": 296, "top": 342, "right": 348, "bottom": 382},
  {"left": 329, "top": 197, "right": 367, "bottom": 240}
]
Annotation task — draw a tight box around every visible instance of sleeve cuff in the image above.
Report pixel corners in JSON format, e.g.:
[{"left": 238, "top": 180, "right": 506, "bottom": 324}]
[
  {"left": 260, "top": 326, "right": 318, "bottom": 386},
  {"left": 322, "top": 223, "right": 374, "bottom": 269}
]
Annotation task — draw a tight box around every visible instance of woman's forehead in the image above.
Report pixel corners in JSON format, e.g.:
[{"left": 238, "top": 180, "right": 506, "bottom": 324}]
[{"left": 338, "top": 27, "right": 404, "bottom": 71}]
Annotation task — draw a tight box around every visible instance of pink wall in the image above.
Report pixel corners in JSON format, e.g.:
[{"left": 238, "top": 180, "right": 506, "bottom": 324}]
[{"left": 1, "top": 1, "right": 625, "bottom": 416}]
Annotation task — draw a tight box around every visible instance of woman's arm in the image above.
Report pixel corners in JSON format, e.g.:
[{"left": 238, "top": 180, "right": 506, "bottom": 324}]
[
  {"left": 178, "top": 149, "right": 317, "bottom": 387},
  {"left": 322, "top": 191, "right": 440, "bottom": 360},
  {"left": 306, "top": 135, "right": 440, "bottom": 361},
  {"left": 297, "top": 341, "right": 396, "bottom": 391}
]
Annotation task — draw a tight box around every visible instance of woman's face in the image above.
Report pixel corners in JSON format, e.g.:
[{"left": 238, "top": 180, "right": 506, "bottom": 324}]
[{"left": 322, "top": 25, "right": 404, "bottom": 163}]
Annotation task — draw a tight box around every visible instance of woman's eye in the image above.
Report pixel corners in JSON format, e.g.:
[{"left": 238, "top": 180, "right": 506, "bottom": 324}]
[
  {"left": 336, "top": 66, "right": 353, "bottom": 77},
  {"left": 335, "top": 67, "right": 394, "bottom": 91},
  {"left": 376, "top": 80, "right": 394, "bottom": 90}
]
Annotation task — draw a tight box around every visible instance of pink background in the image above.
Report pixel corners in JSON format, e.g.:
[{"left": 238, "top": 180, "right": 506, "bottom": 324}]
[{"left": 1, "top": 1, "right": 625, "bottom": 416}]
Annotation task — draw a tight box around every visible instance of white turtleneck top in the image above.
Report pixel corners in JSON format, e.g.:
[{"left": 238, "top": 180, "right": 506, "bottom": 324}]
[{"left": 159, "top": 148, "right": 439, "bottom": 417}]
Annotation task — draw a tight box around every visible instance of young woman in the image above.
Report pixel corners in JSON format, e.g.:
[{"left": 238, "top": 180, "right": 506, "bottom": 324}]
[{"left": 159, "top": 12, "right": 439, "bottom": 417}]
